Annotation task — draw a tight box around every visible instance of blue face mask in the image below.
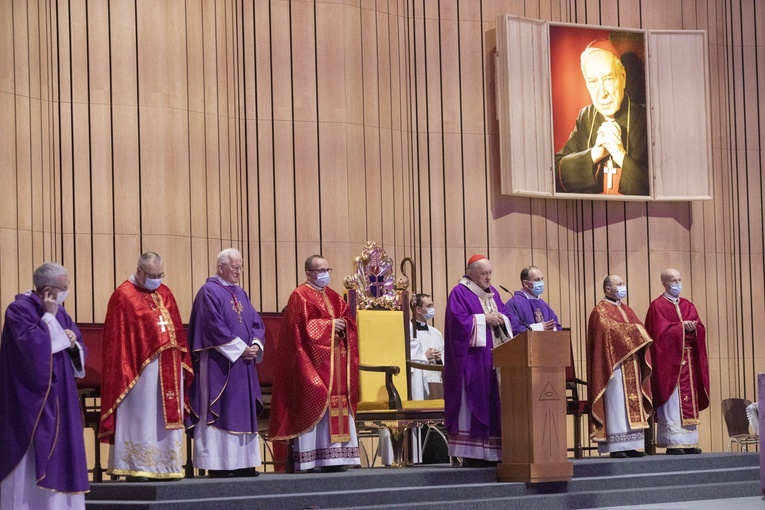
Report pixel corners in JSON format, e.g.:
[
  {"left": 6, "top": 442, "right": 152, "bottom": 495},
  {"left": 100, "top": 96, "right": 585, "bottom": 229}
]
[
  {"left": 613, "top": 285, "right": 627, "bottom": 300},
  {"left": 314, "top": 272, "right": 330, "bottom": 288},
  {"left": 527, "top": 280, "right": 544, "bottom": 297},
  {"left": 144, "top": 278, "right": 162, "bottom": 291},
  {"left": 423, "top": 307, "right": 436, "bottom": 320},
  {"left": 667, "top": 282, "right": 682, "bottom": 298}
]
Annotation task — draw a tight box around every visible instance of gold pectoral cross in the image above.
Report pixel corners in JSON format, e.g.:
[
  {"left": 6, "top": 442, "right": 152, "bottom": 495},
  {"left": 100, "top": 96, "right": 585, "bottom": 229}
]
[{"left": 157, "top": 315, "right": 168, "bottom": 333}]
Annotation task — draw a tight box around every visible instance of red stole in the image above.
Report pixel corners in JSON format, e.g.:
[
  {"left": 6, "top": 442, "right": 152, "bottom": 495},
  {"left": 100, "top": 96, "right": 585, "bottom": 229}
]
[
  {"left": 645, "top": 295, "right": 710, "bottom": 420},
  {"left": 99, "top": 281, "right": 193, "bottom": 443},
  {"left": 268, "top": 284, "right": 359, "bottom": 441},
  {"left": 587, "top": 300, "right": 653, "bottom": 442}
]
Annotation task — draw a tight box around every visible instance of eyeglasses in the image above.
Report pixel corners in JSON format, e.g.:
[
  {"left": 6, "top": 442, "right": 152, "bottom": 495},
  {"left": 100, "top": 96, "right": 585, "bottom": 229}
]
[
  {"left": 307, "top": 268, "right": 332, "bottom": 274},
  {"left": 140, "top": 268, "right": 165, "bottom": 279},
  {"left": 49, "top": 285, "right": 70, "bottom": 292},
  {"left": 224, "top": 263, "right": 244, "bottom": 273}
]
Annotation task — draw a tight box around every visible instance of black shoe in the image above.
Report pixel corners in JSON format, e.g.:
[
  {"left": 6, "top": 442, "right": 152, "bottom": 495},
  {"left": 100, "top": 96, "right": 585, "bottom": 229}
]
[
  {"left": 125, "top": 475, "right": 149, "bottom": 482},
  {"left": 625, "top": 450, "right": 646, "bottom": 458},
  {"left": 309, "top": 465, "right": 349, "bottom": 473},
  {"left": 208, "top": 470, "right": 236, "bottom": 478},
  {"left": 666, "top": 448, "right": 685, "bottom": 455},
  {"left": 684, "top": 447, "right": 702, "bottom": 454},
  {"left": 462, "top": 458, "right": 498, "bottom": 467},
  {"left": 234, "top": 468, "right": 260, "bottom": 477},
  {"left": 610, "top": 452, "right": 628, "bottom": 459}
]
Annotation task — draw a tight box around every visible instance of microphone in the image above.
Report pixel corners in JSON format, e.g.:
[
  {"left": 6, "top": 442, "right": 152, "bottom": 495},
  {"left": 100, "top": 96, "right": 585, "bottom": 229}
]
[{"left": 499, "top": 285, "right": 511, "bottom": 294}]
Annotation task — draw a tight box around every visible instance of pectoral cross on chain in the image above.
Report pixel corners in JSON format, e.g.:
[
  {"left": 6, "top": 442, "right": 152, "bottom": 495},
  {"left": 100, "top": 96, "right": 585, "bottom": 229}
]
[
  {"left": 604, "top": 158, "right": 617, "bottom": 190},
  {"left": 157, "top": 315, "right": 168, "bottom": 333}
]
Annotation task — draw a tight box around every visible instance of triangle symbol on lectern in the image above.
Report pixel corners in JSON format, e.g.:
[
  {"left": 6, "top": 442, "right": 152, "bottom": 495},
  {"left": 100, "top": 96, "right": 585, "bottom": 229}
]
[{"left": 538, "top": 381, "right": 560, "bottom": 401}]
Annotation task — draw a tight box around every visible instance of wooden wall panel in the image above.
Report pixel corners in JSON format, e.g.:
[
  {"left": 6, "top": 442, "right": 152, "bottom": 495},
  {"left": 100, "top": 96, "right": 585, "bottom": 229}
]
[{"left": 2, "top": 0, "right": 764, "bottom": 456}]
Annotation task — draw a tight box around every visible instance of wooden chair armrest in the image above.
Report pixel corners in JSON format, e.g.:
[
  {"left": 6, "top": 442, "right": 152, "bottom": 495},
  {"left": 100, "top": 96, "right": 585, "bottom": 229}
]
[
  {"left": 406, "top": 361, "right": 444, "bottom": 373},
  {"left": 359, "top": 364, "right": 402, "bottom": 410}
]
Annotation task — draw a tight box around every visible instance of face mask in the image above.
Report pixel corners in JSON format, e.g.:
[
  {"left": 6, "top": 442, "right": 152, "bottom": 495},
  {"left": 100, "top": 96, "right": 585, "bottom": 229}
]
[
  {"left": 527, "top": 281, "right": 545, "bottom": 297},
  {"left": 144, "top": 278, "right": 162, "bottom": 291},
  {"left": 423, "top": 307, "right": 436, "bottom": 321},
  {"left": 613, "top": 285, "right": 627, "bottom": 300},
  {"left": 314, "top": 272, "right": 330, "bottom": 288},
  {"left": 54, "top": 289, "right": 69, "bottom": 305},
  {"left": 667, "top": 282, "right": 682, "bottom": 298}
]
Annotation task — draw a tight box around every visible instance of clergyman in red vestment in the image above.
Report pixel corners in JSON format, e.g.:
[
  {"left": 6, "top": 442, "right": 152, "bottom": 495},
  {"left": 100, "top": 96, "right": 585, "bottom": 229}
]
[
  {"left": 587, "top": 274, "right": 653, "bottom": 459},
  {"left": 644, "top": 268, "right": 709, "bottom": 455},
  {"left": 100, "top": 252, "right": 193, "bottom": 480},
  {"left": 268, "top": 255, "right": 360, "bottom": 473}
]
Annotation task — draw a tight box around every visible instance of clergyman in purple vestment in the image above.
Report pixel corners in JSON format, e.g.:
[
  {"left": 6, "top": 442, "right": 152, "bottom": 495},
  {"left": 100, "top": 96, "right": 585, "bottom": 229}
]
[
  {"left": 503, "top": 266, "right": 562, "bottom": 337},
  {"left": 186, "top": 248, "right": 266, "bottom": 478},
  {"left": 444, "top": 255, "right": 511, "bottom": 467},
  {"left": 0, "top": 263, "right": 88, "bottom": 510}
]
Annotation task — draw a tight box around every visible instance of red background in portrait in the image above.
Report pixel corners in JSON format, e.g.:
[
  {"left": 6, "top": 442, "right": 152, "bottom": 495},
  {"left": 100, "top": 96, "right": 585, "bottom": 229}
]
[{"left": 550, "top": 26, "right": 613, "bottom": 152}]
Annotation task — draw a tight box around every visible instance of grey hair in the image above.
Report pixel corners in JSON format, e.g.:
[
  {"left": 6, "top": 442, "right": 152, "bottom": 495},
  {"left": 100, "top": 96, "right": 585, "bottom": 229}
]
[
  {"left": 33, "top": 262, "right": 68, "bottom": 290},
  {"left": 138, "top": 251, "right": 162, "bottom": 268},
  {"left": 217, "top": 248, "right": 241, "bottom": 265}
]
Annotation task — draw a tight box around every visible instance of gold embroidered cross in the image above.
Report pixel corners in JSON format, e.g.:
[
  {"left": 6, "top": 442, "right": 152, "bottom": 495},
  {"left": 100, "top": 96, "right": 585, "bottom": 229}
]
[{"left": 231, "top": 298, "right": 244, "bottom": 323}]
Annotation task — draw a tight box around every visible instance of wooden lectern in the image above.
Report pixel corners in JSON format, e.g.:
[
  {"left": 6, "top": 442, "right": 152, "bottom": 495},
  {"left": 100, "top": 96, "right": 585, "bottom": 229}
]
[{"left": 493, "top": 330, "right": 574, "bottom": 483}]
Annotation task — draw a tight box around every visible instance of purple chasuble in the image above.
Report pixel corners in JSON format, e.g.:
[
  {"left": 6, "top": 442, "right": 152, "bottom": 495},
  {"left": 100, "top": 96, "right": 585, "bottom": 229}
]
[
  {"left": 443, "top": 281, "right": 502, "bottom": 439},
  {"left": 187, "top": 277, "right": 265, "bottom": 433},
  {"left": 503, "top": 291, "right": 562, "bottom": 337},
  {"left": 0, "top": 293, "right": 89, "bottom": 493}
]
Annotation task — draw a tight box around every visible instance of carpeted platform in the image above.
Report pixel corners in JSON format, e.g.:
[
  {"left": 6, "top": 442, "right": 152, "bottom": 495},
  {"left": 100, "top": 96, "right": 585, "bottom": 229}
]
[{"left": 84, "top": 453, "right": 761, "bottom": 509}]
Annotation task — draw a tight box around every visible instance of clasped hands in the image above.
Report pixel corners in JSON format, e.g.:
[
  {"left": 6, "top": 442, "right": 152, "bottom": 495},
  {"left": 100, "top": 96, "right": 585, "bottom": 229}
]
[
  {"left": 425, "top": 347, "right": 442, "bottom": 362},
  {"left": 242, "top": 343, "right": 261, "bottom": 361},
  {"left": 591, "top": 120, "right": 626, "bottom": 167},
  {"left": 485, "top": 311, "right": 505, "bottom": 328},
  {"left": 333, "top": 318, "right": 347, "bottom": 339},
  {"left": 683, "top": 320, "right": 698, "bottom": 333}
]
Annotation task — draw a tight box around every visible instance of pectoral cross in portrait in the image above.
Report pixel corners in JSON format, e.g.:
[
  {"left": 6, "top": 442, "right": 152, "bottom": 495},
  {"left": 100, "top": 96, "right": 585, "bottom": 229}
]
[
  {"left": 157, "top": 315, "right": 168, "bottom": 333},
  {"left": 604, "top": 158, "right": 618, "bottom": 190}
]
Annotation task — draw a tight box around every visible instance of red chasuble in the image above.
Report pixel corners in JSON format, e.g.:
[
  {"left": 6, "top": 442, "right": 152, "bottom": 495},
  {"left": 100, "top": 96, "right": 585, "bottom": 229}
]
[
  {"left": 268, "top": 284, "right": 359, "bottom": 442},
  {"left": 587, "top": 300, "right": 653, "bottom": 442},
  {"left": 99, "top": 281, "right": 194, "bottom": 443},
  {"left": 645, "top": 295, "right": 709, "bottom": 423}
]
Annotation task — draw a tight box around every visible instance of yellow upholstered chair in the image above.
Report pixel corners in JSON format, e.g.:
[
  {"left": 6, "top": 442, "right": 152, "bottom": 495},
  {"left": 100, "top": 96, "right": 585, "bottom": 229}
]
[{"left": 343, "top": 242, "right": 445, "bottom": 466}]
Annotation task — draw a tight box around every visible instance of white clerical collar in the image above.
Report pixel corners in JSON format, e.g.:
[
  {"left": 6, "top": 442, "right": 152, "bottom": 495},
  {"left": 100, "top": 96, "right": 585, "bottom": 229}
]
[
  {"left": 128, "top": 273, "right": 150, "bottom": 291},
  {"left": 214, "top": 275, "right": 236, "bottom": 287},
  {"left": 663, "top": 292, "right": 679, "bottom": 303},
  {"left": 521, "top": 290, "right": 539, "bottom": 300}
]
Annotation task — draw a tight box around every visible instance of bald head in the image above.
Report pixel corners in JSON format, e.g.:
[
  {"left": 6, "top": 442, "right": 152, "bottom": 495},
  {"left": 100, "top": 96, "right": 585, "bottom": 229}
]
[
  {"left": 604, "top": 274, "right": 625, "bottom": 300},
  {"left": 661, "top": 268, "right": 682, "bottom": 297}
]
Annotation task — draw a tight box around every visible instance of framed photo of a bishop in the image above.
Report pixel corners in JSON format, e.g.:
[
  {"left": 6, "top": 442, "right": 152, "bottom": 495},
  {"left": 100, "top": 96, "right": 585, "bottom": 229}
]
[{"left": 551, "top": 26, "right": 650, "bottom": 197}]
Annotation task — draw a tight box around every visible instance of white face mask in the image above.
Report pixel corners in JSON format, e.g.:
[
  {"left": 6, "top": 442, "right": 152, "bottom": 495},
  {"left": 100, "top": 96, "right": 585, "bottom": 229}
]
[
  {"left": 613, "top": 285, "right": 627, "bottom": 300},
  {"left": 55, "top": 289, "right": 69, "bottom": 305},
  {"left": 313, "top": 272, "right": 330, "bottom": 288},
  {"left": 144, "top": 278, "right": 162, "bottom": 291},
  {"left": 423, "top": 307, "right": 436, "bottom": 321}
]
